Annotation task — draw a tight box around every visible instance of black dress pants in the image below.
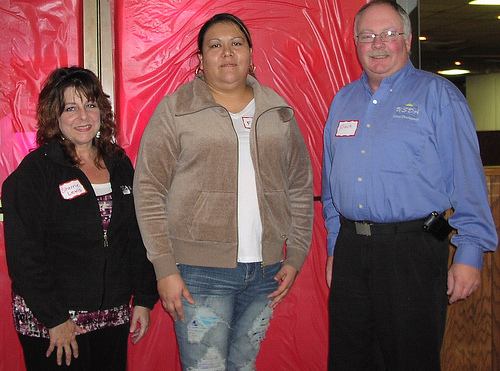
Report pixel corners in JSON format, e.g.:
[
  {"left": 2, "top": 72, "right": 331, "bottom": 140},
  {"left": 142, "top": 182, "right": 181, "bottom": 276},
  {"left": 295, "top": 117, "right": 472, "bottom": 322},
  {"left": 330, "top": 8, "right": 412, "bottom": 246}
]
[
  {"left": 18, "top": 323, "right": 129, "bottom": 371},
  {"left": 328, "top": 225, "right": 449, "bottom": 371}
]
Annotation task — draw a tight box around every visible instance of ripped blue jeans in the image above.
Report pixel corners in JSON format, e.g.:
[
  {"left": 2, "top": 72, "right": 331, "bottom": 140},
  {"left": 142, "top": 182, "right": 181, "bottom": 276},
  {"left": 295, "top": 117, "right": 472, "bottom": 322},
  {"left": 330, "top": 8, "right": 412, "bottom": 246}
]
[{"left": 175, "top": 262, "right": 281, "bottom": 371}]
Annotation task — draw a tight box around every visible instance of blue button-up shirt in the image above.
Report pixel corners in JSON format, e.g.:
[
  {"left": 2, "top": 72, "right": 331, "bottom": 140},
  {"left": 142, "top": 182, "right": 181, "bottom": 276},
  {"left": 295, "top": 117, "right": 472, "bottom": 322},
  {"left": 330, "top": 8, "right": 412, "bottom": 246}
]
[{"left": 322, "top": 61, "right": 497, "bottom": 269}]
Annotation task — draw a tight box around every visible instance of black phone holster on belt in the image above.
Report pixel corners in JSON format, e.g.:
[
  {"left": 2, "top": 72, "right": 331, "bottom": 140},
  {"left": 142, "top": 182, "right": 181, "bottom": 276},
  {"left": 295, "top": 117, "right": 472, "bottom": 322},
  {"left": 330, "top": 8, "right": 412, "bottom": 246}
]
[{"left": 422, "top": 212, "right": 453, "bottom": 241}]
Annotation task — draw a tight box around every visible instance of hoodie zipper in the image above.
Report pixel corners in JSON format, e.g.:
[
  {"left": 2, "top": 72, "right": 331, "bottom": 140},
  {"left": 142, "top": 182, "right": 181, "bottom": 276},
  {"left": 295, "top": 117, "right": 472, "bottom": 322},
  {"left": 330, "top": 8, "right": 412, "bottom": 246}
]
[{"left": 103, "top": 229, "right": 109, "bottom": 248}]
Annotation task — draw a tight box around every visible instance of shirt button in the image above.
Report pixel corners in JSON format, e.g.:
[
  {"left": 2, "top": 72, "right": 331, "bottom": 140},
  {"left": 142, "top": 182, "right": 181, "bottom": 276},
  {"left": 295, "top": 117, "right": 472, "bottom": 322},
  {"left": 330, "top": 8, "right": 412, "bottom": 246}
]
[
  {"left": 357, "top": 177, "right": 362, "bottom": 182},
  {"left": 358, "top": 204, "right": 364, "bottom": 209},
  {"left": 361, "top": 150, "right": 366, "bottom": 154},
  {"left": 372, "top": 99, "right": 378, "bottom": 104},
  {"left": 366, "top": 124, "right": 371, "bottom": 128}
]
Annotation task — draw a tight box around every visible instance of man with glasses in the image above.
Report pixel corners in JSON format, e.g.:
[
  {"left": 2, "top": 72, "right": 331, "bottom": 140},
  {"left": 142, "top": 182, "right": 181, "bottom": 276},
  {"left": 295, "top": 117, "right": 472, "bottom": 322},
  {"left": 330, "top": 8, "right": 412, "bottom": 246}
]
[{"left": 322, "top": 0, "right": 497, "bottom": 369}]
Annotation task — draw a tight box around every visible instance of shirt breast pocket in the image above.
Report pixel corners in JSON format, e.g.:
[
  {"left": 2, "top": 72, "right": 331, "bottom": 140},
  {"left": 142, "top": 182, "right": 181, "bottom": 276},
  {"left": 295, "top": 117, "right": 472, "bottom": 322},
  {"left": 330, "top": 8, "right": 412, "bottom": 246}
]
[{"left": 376, "top": 119, "right": 427, "bottom": 175}]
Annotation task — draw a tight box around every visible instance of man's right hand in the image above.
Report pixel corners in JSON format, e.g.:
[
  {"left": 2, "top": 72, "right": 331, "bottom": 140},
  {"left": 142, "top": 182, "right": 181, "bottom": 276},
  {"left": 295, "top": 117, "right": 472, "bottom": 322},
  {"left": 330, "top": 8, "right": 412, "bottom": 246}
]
[
  {"left": 47, "top": 319, "right": 86, "bottom": 366},
  {"left": 157, "top": 274, "right": 195, "bottom": 321},
  {"left": 326, "top": 255, "right": 334, "bottom": 288}
]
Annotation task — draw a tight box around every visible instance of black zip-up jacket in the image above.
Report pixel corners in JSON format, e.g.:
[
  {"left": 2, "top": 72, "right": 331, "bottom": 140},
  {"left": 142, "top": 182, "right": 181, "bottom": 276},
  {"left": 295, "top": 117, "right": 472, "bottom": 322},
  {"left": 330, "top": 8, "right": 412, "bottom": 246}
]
[{"left": 2, "top": 141, "right": 158, "bottom": 329}]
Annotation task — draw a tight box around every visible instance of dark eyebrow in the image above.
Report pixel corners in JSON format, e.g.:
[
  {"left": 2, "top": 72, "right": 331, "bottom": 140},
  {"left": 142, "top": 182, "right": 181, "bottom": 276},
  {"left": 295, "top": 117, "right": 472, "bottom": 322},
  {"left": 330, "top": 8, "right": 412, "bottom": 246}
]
[{"left": 207, "top": 36, "right": 245, "bottom": 42}]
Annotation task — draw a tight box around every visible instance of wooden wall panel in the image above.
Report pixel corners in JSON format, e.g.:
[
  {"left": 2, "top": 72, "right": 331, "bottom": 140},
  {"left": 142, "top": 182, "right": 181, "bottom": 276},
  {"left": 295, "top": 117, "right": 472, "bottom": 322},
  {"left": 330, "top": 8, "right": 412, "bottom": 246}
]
[
  {"left": 441, "top": 167, "right": 500, "bottom": 370},
  {"left": 487, "top": 168, "right": 500, "bottom": 371}
]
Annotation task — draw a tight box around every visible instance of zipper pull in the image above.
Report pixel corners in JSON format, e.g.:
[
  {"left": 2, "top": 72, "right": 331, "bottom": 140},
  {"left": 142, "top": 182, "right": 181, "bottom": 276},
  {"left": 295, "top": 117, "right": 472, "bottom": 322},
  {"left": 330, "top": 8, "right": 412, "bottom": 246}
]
[
  {"left": 103, "top": 231, "right": 109, "bottom": 248},
  {"left": 261, "top": 261, "right": 266, "bottom": 278}
]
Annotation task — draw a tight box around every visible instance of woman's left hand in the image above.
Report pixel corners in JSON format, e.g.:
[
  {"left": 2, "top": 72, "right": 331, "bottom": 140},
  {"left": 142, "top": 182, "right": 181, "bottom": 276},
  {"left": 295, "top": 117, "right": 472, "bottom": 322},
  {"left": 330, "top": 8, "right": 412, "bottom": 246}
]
[
  {"left": 267, "top": 264, "right": 298, "bottom": 308},
  {"left": 129, "top": 305, "right": 151, "bottom": 344}
]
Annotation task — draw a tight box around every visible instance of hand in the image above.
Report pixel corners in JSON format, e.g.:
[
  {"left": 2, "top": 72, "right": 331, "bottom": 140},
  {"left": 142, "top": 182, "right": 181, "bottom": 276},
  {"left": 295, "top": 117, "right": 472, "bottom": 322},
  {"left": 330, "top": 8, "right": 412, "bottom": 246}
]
[
  {"left": 129, "top": 305, "right": 151, "bottom": 344},
  {"left": 47, "top": 319, "right": 87, "bottom": 366},
  {"left": 267, "top": 264, "right": 298, "bottom": 308},
  {"left": 157, "top": 274, "right": 195, "bottom": 321},
  {"left": 447, "top": 263, "right": 481, "bottom": 304},
  {"left": 326, "top": 255, "right": 334, "bottom": 288}
]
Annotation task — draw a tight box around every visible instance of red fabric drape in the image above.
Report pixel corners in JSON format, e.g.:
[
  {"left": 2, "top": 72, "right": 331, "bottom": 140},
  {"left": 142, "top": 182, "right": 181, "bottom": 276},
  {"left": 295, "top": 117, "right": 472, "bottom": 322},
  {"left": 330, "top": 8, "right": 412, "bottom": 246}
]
[{"left": 0, "top": 1, "right": 364, "bottom": 370}]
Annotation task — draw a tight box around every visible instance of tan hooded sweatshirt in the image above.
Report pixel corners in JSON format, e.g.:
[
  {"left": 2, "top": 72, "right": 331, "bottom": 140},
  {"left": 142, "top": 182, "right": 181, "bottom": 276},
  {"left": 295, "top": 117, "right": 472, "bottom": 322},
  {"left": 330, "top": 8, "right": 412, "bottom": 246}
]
[{"left": 134, "top": 75, "right": 314, "bottom": 280}]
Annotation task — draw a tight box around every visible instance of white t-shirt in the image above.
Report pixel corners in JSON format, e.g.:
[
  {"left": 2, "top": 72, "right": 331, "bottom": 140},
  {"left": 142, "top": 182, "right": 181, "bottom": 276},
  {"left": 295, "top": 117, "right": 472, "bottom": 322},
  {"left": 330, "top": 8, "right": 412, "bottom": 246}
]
[
  {"left": 230, "top": 99, "right": 263, "bottom": 263},
  {"left": 92, "top": 182, "right": 112, "bottom": 197}
]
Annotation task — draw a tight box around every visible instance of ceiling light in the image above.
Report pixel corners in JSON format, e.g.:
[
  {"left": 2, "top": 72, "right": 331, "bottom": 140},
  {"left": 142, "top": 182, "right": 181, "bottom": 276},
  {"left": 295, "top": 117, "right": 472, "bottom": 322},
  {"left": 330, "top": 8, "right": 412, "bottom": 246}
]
[
  {"left": 469, "top": 0, "right": 500, "bottom": 5},
  {"left": 455, "top": 61, "right": 462, "bottom": 66},
  {"left": 438, "top": 69, "right": 471, "bottom": 76},
  {"left": 419, "top": 36, "right": 427, "bottom": 41}
]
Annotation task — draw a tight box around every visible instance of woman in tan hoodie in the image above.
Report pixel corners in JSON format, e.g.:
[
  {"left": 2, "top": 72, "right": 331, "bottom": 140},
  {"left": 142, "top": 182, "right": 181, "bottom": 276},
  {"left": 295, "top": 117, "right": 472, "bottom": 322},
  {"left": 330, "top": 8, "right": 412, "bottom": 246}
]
[{"left": 134, "top": 13, "right": 314, "bottom": 371}]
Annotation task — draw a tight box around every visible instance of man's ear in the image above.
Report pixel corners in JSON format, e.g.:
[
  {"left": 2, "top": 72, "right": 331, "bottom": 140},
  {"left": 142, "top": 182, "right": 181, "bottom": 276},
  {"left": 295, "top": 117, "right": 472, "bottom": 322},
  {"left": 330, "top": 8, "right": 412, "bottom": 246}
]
[{"left": 406, "top": 33, "right": 413, "bottom": 53}]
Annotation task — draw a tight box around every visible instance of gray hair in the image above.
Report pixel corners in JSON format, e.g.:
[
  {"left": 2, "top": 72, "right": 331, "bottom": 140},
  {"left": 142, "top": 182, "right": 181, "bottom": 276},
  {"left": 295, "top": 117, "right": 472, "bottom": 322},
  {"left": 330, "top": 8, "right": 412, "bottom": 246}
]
[{"left": 354, "top": 0, "right": 412, "bottom": 39}]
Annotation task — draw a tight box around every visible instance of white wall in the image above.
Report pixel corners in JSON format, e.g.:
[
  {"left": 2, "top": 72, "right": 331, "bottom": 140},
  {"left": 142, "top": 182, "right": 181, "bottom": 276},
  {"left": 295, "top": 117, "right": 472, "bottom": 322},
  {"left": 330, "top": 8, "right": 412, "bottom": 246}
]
[{"left": 466, "top": 73, "right": 500, "bottom": 131}]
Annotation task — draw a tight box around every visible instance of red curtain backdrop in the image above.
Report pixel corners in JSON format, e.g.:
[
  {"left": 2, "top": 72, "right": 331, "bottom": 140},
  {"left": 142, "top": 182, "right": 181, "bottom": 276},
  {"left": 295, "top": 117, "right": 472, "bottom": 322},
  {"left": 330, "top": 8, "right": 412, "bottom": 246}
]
[{"left": 0, "top": 0, "right": 364, "bottom": 370}]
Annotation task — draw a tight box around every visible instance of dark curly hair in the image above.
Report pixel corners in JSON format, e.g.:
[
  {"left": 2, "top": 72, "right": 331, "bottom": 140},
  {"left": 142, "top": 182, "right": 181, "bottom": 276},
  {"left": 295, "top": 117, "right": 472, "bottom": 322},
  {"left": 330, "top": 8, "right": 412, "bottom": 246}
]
[{"left": 36, "top": 67, "right": 124, "bottom": 167}]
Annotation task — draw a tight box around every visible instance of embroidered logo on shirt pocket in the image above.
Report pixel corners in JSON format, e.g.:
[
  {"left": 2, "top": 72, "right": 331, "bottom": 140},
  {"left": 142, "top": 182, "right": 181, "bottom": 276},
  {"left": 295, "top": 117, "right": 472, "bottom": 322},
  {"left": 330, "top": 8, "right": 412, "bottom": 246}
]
[{"left": 393, "top": 103, "right": 420, "bottom": 121}]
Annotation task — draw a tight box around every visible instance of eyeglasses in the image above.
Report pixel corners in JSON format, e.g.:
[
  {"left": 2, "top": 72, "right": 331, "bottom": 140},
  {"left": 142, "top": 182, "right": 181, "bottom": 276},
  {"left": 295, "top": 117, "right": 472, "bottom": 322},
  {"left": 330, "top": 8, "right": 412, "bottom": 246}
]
[{"left": 356, "top": 30, "right": 405, "bottom": 43}]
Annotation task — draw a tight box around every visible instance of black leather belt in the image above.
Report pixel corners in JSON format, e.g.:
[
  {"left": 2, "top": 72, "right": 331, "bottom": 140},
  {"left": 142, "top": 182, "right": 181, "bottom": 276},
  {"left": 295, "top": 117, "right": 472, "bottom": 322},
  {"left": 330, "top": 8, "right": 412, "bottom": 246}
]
[{"left": 341, "top": 216, "right": 425, "bottom": 236}]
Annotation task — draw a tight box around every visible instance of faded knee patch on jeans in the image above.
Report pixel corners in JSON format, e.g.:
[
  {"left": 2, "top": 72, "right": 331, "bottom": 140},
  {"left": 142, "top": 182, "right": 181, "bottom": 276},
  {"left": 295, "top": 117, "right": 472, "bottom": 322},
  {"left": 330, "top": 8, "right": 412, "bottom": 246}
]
[
  {"left": 247, "top": 304, "right": 273, "bottom": 349},
  {"left": 187, "top": 306, "right": 226, "bottom": 343},
  {"left": 190, "top": 347, "right": 225, "bottom": 371}
]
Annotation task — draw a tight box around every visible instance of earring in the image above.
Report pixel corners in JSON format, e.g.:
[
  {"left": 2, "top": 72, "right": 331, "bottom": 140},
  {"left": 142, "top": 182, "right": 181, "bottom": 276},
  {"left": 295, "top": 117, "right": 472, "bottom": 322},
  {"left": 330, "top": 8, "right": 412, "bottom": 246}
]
[
  {"left": 195, "top": 66, "right": 203, "bottom": 76},
  {"left": 249, "top": 62, "right": 256, "bottom": 75},
  {"left": 95, "top": 131, "right": 101, "bottom": 139}
]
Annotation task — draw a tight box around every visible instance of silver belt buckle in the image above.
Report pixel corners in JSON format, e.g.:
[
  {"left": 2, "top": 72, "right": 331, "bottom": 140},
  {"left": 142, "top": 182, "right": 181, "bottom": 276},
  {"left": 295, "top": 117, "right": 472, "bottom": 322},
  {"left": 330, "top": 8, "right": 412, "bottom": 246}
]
[{"left": 355, "top": 222, "right": 372, "bottom": 236}]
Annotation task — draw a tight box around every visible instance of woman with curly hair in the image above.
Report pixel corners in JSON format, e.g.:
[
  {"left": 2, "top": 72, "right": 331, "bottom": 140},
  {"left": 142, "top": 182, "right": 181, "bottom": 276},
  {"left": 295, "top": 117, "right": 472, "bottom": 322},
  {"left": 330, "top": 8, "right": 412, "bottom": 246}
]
[{"left": 2, "top": 67, "right": 158, "bottom": 370}]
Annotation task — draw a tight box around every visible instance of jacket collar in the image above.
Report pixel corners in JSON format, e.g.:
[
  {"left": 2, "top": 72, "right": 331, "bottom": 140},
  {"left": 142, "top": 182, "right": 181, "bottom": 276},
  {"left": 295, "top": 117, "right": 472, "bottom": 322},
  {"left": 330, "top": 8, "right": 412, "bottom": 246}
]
[
  {"left": 174, "top": 74, "right": 294, "bottom": 122},
  {"left": 360, "top": 59, "right": 415, "bottom": 94},
  {"left": 44, "top": 141, "right": 73, "bottom": 166},
  {"left": 43, "top": 140, "right": 116, "bottom": 173}
]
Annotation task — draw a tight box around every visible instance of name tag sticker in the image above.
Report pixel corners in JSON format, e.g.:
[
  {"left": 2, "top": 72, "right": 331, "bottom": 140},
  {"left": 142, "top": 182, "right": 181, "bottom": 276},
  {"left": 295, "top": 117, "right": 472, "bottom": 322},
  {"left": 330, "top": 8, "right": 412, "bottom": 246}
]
[
  {"left": 335, "top": 120, "right": 359, "bottom": 137},
  {"left": 59, "top": 179, "right": 87, "bottom": 200},
  {"left": 242, "top": 116, "right": 252, "bottom": 129}
]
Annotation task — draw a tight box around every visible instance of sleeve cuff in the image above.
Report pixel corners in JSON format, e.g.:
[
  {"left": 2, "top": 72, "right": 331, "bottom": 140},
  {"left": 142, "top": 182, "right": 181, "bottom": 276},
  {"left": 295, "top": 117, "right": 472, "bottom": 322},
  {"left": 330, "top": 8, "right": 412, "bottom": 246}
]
[
  {"left": 327, "top": 235, "right": 337, "bottom": 256},
  {"left": 451, "top": 241, "right": 484, "bottom": 270},
  {"left": 151, "top": 255, "right": 180, "bottom": 281}
]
